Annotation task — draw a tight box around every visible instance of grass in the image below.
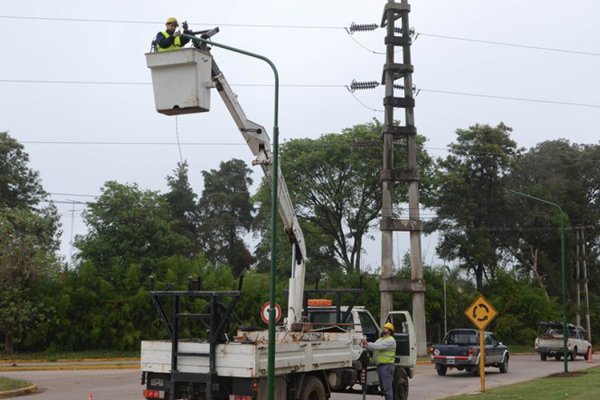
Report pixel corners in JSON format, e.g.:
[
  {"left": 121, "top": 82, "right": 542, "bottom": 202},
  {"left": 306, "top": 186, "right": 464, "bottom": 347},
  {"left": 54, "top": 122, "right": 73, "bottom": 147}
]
[
  {"left": 0, "top": 376, "right": 32, "bottom": 391},
  {"left": 441, "top": 366, "right": 600, "bottom": 400},
  {"left": 0, "top": 349, "right": 139, "bottom": 362}
]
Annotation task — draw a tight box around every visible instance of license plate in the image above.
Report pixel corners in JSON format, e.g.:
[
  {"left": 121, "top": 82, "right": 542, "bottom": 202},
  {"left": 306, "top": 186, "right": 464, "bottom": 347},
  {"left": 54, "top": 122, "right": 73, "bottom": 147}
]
[{"left": 447, "top": 358, "right": 455, "bottom": 365}]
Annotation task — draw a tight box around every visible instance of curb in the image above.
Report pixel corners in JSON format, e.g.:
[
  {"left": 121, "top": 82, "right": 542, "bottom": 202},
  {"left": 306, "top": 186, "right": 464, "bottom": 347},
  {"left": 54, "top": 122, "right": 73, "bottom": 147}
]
[
  {"left": 0, "top": 363, "right": 139, "bottom": 372},
  {"left": 0, "top": 385, "right": 38, "bottom": 399}
]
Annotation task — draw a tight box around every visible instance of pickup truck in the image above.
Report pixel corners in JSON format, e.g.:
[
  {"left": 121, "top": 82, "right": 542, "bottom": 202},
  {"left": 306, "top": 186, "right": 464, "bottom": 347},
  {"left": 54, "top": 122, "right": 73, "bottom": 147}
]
[
  {"left": 534, "top": 321, "right": 592, "bottom": 361},
  {"left": 430, "top": 329, "right": 509, "bottom": 376}
]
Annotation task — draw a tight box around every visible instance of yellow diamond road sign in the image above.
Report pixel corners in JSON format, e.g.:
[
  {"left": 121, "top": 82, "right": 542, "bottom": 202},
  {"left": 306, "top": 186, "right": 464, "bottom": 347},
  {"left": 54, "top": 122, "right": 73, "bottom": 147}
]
[{"left": 465, "top": 295, "right": 498, "bottom": 330}]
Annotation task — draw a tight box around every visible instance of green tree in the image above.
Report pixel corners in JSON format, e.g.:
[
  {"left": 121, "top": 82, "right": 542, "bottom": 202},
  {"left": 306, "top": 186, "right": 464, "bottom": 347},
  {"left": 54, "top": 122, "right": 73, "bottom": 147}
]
[
  {"left": 197, "top": 159, "right": 255, "bottom": 276},
  {"left": 164, "top": 161, "right": 201, "bottom": 255},
  {"left": 0, "top": 208, "right": 61, "bottom": 352},
  {"left": 0, "top": 132, "right": 48, "bottom": 209},
  {"left": 254, "top": 120, "right": 432, "bottom": 275},
  {"left": 427, "top": 123, "right": 519, "bottom": 291},
  {"left": 75, "top": 181, "right": 193, "bottom": 279}
]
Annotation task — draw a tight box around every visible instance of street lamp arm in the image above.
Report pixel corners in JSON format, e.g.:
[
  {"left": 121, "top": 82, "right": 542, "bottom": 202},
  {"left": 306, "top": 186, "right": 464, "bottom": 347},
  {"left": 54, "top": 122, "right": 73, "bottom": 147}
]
[{"left": 508, "top": 189, "right": 569, "bottom": 373}]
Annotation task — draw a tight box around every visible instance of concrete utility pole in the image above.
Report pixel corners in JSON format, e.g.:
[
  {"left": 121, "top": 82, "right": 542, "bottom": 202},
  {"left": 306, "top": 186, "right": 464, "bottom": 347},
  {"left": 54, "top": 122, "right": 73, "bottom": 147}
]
[
  {"left": 575, "top": 226, "right": 592, "bottom": 342},
  {"left": 379, "top": 0, "right": 427, "bottom": 356}
]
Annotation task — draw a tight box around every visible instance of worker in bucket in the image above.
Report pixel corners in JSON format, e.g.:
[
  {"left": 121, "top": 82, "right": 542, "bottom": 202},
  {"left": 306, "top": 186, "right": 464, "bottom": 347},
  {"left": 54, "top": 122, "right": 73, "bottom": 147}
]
[
  {"left": 154, "top": 17, "right": 192, "bottom": 52},
  {"left": 361, "top": 322, "right": 396, "bottom": 400}
]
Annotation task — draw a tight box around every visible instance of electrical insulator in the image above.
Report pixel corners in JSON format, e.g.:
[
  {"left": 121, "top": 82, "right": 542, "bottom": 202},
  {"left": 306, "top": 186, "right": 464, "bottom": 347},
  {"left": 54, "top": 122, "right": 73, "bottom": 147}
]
[
  {"left": 350, "top": 80, "right": 379, "bottom": 92},
  {"left": 349, "top": 21, "right": 378, "bottom": 34}
]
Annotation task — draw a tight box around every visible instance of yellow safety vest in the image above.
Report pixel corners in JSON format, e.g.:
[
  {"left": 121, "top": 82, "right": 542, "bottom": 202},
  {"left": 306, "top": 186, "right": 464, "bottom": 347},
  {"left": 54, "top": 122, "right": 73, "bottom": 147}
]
[
  {"left": 157, "top": 31, "right": 183, "bottom": 52},
  {"left": 374, "top": 335, "right": 396, "bottom": 365}
]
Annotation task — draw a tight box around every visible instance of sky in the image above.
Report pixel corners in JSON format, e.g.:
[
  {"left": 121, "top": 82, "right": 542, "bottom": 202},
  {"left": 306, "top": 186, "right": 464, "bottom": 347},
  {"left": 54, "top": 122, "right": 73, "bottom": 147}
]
[{"left": 2, "top": 0, "right": 600, "bottom": 269}]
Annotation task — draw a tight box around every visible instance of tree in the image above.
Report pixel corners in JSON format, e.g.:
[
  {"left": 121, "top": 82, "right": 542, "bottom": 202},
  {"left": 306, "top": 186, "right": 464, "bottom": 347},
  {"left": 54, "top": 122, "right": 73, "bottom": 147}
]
[
  {"left": 164, "top": 161, "right": 201, "bottom": 255},
  {"left": 0, "top": 132, "right": 61, "bottom": 353},
  {"left": 197, "top": 159, "right": 255, "bottom": 276},
  {"left": 507, "top": 140, "right": 600, "bottom": 301},
  {"left": 75, "top": 181, "right": 193, "bottom": 279},
  {"left": 0, "top": 132, "right": 48, "bottom": 209},
  {"left": 427, "top": 123, "right": 519, "bottom": 291},
  {"left": 254, "top": 120, "right": 432, "bottom": 275},
  {"left": 0, "top": 208, "right": 61, "bottom": 352}
]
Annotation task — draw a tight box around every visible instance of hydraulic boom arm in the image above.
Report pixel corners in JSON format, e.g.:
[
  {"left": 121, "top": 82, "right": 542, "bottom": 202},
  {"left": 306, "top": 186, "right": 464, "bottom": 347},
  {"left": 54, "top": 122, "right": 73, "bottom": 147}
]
[{"left": 210, "top": 59, "right": 307, "bottom": 328}]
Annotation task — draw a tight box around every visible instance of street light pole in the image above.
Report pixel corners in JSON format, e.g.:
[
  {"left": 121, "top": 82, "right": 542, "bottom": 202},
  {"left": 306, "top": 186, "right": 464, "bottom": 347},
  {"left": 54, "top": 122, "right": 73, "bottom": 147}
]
[
  {"left": 182, "top": 34, "right": 281, "bottom": 400},
  {"left": 509, "top": 190, "right": 569, "bottom": 373}
]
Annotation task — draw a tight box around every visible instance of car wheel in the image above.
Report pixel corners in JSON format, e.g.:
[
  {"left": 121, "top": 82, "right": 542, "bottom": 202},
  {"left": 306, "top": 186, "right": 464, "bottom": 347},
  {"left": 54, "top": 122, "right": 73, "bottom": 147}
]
[
  {"left": 540, "top": 353, "right": 547, "bottom": 361},
  {"left": 555, "top": 354, "right": 561, "bottom": 361},
  {"left": 499, "top": 355, "right": 509, "bottom": 373},
  {"left": 436, "top": 364, "right": 447, "bottom": 376},
  {"left": 393, "top": 367, "right": 409, "bottom": 400},
  {"left": 584, "top": 347, "right": 590, "bottom": 361},
  {"left": 570, "top": 348, "right": 576, "bottom": 361}
]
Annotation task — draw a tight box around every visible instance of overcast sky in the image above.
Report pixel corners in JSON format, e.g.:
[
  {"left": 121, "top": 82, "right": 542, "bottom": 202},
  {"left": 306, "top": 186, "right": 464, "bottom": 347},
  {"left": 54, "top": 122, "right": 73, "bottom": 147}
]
[{"left": 2, "top": 1, "right": 599, "bottom": 269}]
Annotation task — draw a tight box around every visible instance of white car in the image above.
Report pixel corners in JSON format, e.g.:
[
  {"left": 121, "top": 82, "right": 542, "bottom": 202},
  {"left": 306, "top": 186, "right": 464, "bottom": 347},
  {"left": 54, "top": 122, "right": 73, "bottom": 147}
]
[{"left": 534, "top": 322, "right": 592, "bottom": 361}]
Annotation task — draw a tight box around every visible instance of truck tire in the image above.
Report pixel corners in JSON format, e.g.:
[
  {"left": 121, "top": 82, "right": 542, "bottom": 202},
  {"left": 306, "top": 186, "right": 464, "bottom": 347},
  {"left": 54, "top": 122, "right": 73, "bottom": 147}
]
[
  {"left": 499, "top": 355, "right": 509, "bottom": 373},
  {"left": 300, "top": 376, "right": 326, "bottom": 400},
  {"left": 435, "top": 364, "right": 447, "bottom": 376},
  {"left": 555, "top": 354, "right": 561, "bottom": 361},
  {"left": 570, "top": 348, "right": 576, "bottom": 361},
  {"left": 393, "top": 367, "right": 409, "bottom": 400},
  {"left": 540, "top": 353, "right": 547, "bottom": 361}
]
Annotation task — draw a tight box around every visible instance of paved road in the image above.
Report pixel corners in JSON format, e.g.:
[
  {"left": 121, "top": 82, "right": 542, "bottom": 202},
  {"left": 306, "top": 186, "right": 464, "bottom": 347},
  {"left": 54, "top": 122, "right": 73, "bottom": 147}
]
[{"left": 0, "top": 355, "right": 596, "bottom": 400}]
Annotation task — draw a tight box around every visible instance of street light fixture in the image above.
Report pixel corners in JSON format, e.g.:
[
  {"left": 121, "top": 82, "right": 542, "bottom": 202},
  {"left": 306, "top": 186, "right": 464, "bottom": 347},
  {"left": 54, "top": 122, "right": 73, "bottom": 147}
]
[{"left": 509, "top": 190, "right": 569, "bottom": 373}]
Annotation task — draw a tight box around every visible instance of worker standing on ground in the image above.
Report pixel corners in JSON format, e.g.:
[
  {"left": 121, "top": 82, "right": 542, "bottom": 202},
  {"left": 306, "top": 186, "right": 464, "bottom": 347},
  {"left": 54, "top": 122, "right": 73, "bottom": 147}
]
[
  {"left": 154, "top": 17, "right": 191, "bottom": 52},
  {"left": 361, "top": 322, "right": 396, "bottom": 400}
]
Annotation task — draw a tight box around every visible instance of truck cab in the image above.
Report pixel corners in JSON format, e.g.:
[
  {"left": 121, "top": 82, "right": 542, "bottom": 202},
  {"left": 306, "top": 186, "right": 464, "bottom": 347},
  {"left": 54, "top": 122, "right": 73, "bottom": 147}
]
[{"left": 307, "top": 304, "right": 416, "bottom": 371}]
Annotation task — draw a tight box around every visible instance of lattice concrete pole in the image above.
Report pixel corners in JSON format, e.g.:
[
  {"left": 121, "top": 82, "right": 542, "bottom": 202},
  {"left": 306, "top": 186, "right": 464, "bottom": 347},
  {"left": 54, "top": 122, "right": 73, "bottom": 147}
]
[
  {"left": 380, "top": 0, "right": 397, "bottom": 327},
  {"left": 400, "top": 0, "right": 427, "bottom": 357}
]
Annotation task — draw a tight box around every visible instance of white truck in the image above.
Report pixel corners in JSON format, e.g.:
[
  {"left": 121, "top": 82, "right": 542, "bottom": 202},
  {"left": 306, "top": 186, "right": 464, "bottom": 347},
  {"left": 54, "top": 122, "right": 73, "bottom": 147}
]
[
  {"left": 141, "top": 30, "right": 416, "bottom": 400},
  {"left": 534, "top": 321, "right": 592, "bottom": 361}
]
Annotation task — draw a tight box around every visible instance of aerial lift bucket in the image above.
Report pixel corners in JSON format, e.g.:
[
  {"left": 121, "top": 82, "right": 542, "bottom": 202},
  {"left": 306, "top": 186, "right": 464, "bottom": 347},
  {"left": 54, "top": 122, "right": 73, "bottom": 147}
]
[{"left": 145, "top": 48, "right": 213, "bottom": 115}]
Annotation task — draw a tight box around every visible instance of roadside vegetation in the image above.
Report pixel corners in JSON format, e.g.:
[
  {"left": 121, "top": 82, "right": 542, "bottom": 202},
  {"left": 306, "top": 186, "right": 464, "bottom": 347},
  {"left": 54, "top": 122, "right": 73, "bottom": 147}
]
[
  {"left": 442, "top": 366, "right": 600, "bottom": 399},
  {"left": 1, "top": 122, "right": 599, "bottom": 355},
  {"left": 0, "top": 350, "right": 139, "bottom": 362},
  {"left": 0, "top": 376, "right": 32, "bottom": 391}
]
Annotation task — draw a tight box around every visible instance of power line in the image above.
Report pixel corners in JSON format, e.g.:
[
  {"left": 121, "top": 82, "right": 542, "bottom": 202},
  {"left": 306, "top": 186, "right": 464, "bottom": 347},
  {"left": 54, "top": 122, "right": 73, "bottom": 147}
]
[
  {"left": 418, "top": 32, "right": 600, "bottom": 57},
  {"left": 0, "top": 15, "right": 344, "bottom": 30},
  {"left": 2, "top": 14, "right": 598, "bottom": 57},
  {"left": 4, "top": 78, "right": 600, "bottom": 110},
  {"left": 20, "top": 140, "right": 245, "bottom": 146}
]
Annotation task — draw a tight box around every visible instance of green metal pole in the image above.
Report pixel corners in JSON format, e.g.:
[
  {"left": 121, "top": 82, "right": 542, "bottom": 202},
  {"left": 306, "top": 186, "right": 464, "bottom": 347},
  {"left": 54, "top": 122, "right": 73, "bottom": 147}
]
[
  {"left": 509, "top": 190, "right": 568, "bottom": 373},
  {"left": 183, "top": 35, "right": 280, "bottom": 399}
]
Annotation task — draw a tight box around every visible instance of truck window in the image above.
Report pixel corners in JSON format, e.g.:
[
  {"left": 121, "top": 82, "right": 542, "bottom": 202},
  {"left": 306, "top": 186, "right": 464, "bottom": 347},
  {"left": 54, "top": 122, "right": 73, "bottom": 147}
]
[
  {"left": 445, "top": 331, "right": 478, "bottom": 345},
  {"left": 358, "top": 311, "right": 379, "bottom": 342}
]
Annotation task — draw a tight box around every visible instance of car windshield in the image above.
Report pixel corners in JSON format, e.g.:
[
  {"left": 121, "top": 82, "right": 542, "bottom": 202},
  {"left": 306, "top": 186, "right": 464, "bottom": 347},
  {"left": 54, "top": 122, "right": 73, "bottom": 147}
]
[{"left": 445, "top": 331, "right": 478, "bottom": 345}]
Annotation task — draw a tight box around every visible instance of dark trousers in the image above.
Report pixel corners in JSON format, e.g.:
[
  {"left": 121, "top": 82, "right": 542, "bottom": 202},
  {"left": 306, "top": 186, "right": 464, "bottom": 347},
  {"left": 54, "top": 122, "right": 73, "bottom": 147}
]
[{"left": 377, "top": 364, "right": 395, "bottom": 400}]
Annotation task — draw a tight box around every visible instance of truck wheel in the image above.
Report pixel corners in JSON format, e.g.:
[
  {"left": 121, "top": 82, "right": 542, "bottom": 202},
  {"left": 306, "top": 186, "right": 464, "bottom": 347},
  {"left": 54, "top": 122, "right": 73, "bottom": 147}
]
[
  {"left": 570, "top": 348, "right": 576, "bottom": 361},
  {"left": 435, "top": 364, "right": 447, "bottom": 376},
  {"left": 499, "top": 355, "right": 509, "bottom": 373},
  {"left": 555, "top": 354, "right": 561, "bottom": 361},
  {"left": 393, "top": 367, "right": 409, "bottom": 400},
  {"left": 300, "top": 376, "right": 326, "bottom": 400},
  {"left": 540, "top": 353, "right": 547, "bottom": 361}
]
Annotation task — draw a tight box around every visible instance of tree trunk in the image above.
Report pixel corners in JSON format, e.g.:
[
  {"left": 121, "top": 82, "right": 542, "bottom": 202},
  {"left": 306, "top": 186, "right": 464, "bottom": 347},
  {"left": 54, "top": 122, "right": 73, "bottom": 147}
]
[
  {"left": 5, "top": 331, "right": 14, "bottom": 354},
  {"left": 475, "top": 264, "right": 484, "bottom": 292},
  {"left": 529, "top": 246, "right": 550, "bottom": 301}
]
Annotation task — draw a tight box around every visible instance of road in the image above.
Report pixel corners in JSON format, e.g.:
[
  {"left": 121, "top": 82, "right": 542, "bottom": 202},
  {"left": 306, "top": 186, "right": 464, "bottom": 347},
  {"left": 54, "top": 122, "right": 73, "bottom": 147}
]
[{"left": 0, "top": 355, "right": 596, "bottom": 400}]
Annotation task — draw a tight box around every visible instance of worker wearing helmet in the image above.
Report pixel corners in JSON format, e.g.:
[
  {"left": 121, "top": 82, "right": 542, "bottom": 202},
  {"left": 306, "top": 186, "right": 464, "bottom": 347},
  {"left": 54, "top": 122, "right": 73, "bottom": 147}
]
[
  {"left": 361, "top": 322, "right": 396, "bottom": 400},
  {"left": 154, "top": 17, "right": 192, "bottom": 52}
]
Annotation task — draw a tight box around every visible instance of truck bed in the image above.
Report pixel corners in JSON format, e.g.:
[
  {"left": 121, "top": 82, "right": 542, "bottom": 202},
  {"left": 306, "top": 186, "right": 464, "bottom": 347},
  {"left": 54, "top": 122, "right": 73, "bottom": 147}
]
[{"left": 142, "top": 331, "right": 362, "bottom": 378}]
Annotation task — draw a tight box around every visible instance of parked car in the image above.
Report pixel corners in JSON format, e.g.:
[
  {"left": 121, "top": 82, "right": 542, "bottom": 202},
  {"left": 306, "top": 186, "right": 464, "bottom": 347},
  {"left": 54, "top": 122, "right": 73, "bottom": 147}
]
[
  {"left": 535, "top": 321, "right": 592, "bottom": 361},
  {"left": 430, "top": 328, "right": 509, "bottom": 376}
]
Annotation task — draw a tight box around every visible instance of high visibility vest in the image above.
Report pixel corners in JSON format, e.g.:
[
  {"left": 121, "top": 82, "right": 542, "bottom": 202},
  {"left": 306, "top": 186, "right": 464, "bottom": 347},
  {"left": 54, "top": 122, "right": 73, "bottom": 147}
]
[
  {"left": 374, "top": 335, "right": 396, "bottom": 365},
  {"left": 157, "top": 31, "right": 182, "bottom": 52}
]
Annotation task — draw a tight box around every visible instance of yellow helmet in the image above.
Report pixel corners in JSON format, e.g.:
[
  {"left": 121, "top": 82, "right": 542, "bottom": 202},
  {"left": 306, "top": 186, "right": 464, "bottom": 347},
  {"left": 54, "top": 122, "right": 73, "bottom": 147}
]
[
  {"left": 383, "top": 322, "right": 395, "bottom": 332},
  {"left": 165, "top": 17, "right": 178, "bottom": 26}
]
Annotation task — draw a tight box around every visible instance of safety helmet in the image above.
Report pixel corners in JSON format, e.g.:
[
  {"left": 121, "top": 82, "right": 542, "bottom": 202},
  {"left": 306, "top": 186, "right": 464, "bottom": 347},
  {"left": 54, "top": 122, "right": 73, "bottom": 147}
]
[
  {"left": 383, "top": 322, "right": 395, "bottom": 332},
  {"left": 166, "top": 17, "right": 179, "bottom": 26}
]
